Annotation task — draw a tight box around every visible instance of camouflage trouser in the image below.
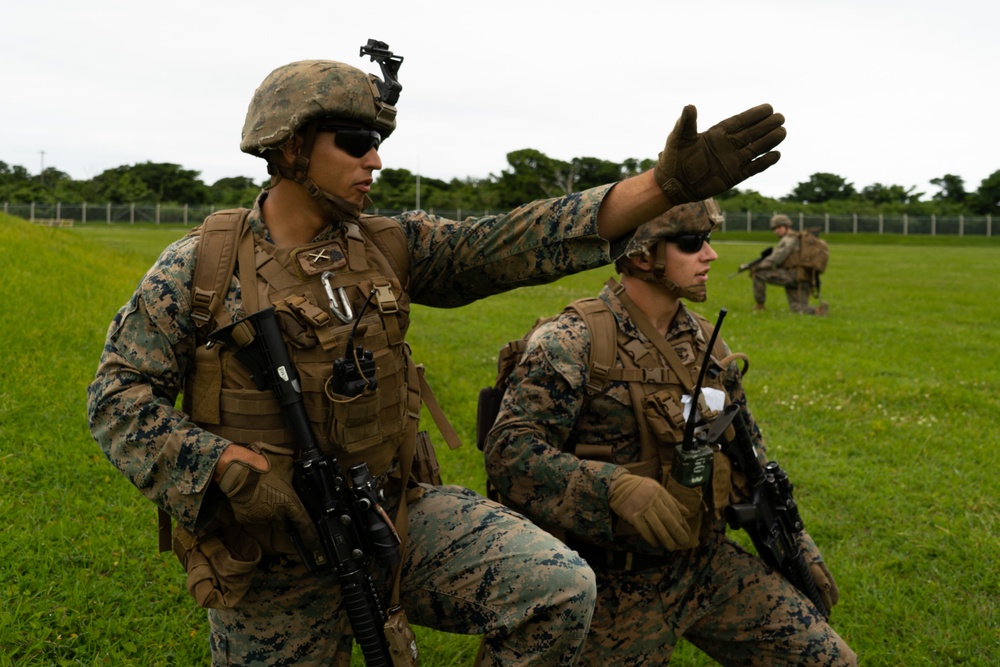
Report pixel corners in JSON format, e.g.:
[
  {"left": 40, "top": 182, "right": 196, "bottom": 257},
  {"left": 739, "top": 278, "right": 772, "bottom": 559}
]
[
  {"left": 207, "top": 484, "right": 596, "bottom": 666},
  {"left": 751, "top": 267, "right": 818, "bottom": 314},
  {"left": 580, "top": 531, "right": 856, "bottom": 666}
]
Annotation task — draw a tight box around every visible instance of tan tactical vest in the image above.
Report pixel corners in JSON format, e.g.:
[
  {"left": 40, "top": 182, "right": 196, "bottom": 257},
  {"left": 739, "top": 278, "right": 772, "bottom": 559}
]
[
  {"left": 507, "top": 279, "right": 745, "bottom": 524},
  {"left": 183, "top": 208, "right": 422, "bottom": 476},
  {"left": 159, "top": 209, "right": 459, "bottom": 553}
]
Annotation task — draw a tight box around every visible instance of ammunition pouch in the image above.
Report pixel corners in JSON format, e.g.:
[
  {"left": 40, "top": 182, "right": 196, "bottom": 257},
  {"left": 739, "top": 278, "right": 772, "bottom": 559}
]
[{"left": 172, "top": 522, "right": 261, "bottom": 609}]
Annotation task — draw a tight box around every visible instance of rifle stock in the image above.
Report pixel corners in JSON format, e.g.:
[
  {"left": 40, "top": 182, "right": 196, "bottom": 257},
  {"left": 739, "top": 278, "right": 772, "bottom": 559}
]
[
  {"left": 713, "top": 403, "right": 830, "bottom": 619},
  {"left": 208, "top": 306, "right": 399, "bottom": 666}
]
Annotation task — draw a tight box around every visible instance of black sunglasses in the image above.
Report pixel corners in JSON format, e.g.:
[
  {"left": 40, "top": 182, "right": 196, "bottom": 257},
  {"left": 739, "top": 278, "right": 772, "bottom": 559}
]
[
  {"left": 317, "top": 124, "right": 382, "bottom": 158},
  {"left": 666, "top": 233, "right": 712, "bottom": 254}
]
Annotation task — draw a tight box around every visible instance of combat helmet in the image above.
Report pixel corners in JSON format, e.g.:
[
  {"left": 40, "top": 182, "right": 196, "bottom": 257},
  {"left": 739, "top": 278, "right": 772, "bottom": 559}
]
[
  {"left": 239, "top": 45, "right": 403, "bottom": 224},
  {"left": 618, "top": 198, "right": 723, "bottom": 302},
  {"left": 622, "top": 199, "right": 724, "bottom": 260},
  {"left": 770, "top": 213, "right": 792, "bottom": 230},
  {"left": 240, "top": 59, "right": 397, "bottom": 156}
]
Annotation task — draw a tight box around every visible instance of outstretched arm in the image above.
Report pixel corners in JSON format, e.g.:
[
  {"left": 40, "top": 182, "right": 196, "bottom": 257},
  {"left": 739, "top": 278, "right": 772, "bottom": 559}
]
[{"left": 596, "top": 103, "right": 786, "bottom": 241}]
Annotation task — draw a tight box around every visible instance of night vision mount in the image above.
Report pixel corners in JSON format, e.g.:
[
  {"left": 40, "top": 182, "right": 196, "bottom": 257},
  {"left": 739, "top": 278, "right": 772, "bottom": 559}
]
[{"left": 360, "top": 38, "right": 403, "bottom": 106}]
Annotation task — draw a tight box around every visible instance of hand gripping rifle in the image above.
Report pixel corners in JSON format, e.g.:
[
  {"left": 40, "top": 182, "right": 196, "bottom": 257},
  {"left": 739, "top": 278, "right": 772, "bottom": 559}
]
[
  {"left": 701, "top": 403, "right": 830, "bottom": 619},
  {"left": 209, "top": 305, "right": 403, "bottom": 666},
  {"left": 728, "top": 247, "right": 773, "bottom": 278}
]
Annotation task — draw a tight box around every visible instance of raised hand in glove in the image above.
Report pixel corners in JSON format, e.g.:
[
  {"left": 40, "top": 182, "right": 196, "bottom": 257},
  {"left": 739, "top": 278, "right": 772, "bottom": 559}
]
[
  {"left": 609, "top": 472, "right": 693, "bottom": 550},
  {"left": 217, "top": 442, "right": 311, "bottom": 535},
  {"left": 797, "top": 531, "right": 840, "bottom": 610},
  {"left": 654, "top": 104, "right": 786, "bottom": 205}
]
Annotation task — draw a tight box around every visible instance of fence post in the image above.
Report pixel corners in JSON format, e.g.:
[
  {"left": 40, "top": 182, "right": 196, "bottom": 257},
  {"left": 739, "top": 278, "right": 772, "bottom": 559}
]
[
  {"left": 130, "top": 203, "right": 135, "bottom": 224},
  {"left": 988, "top": 214, "right": 992, "bottom": 237},
  {"left": 903, "top": 214, "right": 908, "bottom": 235},
  {"left": 107, "top": 202, "right": 111, "bottom": 224},
  {"left": 824, "top": 212, "right": 830, "bottom": 234},
  {"left": 746, "top": 210, "right": 751, "bottom": 232},
  {"left": 879, "top": 213, "right": 884, "bottom": 234},
  {"left": 852, "top": 212, "right": 858, "bottom": 234},
  {"left": 82, "top": 202, "right": 87, "bottom": 224},
  {"left": 931, "top": 214, "right": 936, "bottom": 236},
  {"left": 56, "top": 202, "right": 62, "bottom": 220},
  {"left": 959, "top": 215, "right": 964, "bottom": 237},
  {"left": 183, "top": 203, "right": 188, "bottom": 225},
  {"left": 2, "top": 202, "right": 6, "bottom": 215},
  {"left": 155, "top": 203, "right": 160, "bottom": 224}
]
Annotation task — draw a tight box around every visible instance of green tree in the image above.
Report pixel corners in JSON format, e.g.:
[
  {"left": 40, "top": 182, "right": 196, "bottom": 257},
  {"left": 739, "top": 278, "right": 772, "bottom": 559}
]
[
  {"left": 89, "top": 170, "right": 155, "bottom": 203},
  {"left": 0, "top": 162, "right": 34, "bottom": 200},
  {"left": 371, "top": 168, "right": 420, "bottom": 210},
  {"left": 858, "top": 183, "right": 923, "bottom": 206},
  {"left": 496, "top": 149, "right": 566, "bottom": 207},
  {"left": 127, "top": 162, "right": 209, "bottom": 203},
  {"left": 929, "top": 173, "right": 967, "bottom": 204},
  {"left": 969, "top": 169, "right": 1000, "bottom": 214},
  {"left": 572, "top": 157, "right": 628, "bottom": 191},
  {"left": 209, "top": 176, "right": 264, "bottom": 207},
  {"left": 784, "top": 172, "right": 856, "bottom": 203}
]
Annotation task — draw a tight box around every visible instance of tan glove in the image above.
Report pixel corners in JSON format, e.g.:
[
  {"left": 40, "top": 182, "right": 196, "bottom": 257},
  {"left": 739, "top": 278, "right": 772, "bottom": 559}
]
[
  {"left": 609, "top": 472, "right": 692, "bottom": 550},
  {"left": 654, "top": 104, "right": 786, "bottom": 205},
  {"left": 218, "top": 442, "right": 311, "bottom": 534},
  {"left": 797, "top": 531, "right": 840, "bottom": 610}
]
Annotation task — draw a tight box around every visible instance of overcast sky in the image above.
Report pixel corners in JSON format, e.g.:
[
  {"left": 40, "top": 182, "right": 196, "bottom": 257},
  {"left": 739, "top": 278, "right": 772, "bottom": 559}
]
[{"left": 4, "top": 0, "right": 996, "bottom": 201}]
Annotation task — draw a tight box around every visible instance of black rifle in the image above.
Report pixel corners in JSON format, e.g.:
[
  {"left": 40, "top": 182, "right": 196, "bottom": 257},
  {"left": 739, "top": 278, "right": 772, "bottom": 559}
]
[
  {"left": 728, "top": 247, "right": 773, "bottom": 278},
  {"left": 209, "top": 305, "right": 400, "bottom": 666},
  {"left": 702, "top": 403, "right": 830, "bottom": 619}
]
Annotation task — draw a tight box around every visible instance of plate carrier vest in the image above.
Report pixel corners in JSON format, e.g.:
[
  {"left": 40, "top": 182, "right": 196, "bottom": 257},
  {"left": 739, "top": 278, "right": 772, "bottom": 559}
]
[{"left": 158, "top": 208, "right": 459, "bottom": 552}]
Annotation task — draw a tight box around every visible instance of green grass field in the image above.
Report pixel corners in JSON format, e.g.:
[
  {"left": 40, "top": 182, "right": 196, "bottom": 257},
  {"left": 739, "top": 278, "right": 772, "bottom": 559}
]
[{"left": 1, "top": 216, "right": 997, "bottom": 665}]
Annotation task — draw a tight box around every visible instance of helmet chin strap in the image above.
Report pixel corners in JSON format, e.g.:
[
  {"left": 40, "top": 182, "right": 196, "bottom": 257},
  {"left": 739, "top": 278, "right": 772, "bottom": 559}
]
[
  {"left": 267, "top": 122, "right": 370, "bottom": 225},
  {"left": 622, "top": 242, "right": 708, "bottom": 303}
]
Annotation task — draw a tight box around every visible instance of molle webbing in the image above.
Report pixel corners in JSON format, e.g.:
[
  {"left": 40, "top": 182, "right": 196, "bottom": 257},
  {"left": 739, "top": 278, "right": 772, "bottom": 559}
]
[
  {"left": 186, "top": 209, "right": 463, "bottom": 474},
  {"left": 568, "top": 281, "right": 730, "bottom": 469}
]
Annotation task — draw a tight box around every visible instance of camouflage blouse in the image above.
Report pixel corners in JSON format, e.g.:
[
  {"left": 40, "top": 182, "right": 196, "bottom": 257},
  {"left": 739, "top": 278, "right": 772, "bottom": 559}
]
[
  {"left": 87, "top": 185, "right": 623, "bottom": 532},
  {"left": 484, "top": 283, "right": 765, "bottom": 553}
]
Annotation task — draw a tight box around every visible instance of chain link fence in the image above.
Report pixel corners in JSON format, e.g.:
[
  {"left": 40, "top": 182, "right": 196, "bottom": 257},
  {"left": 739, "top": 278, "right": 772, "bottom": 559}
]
[{"left": 3, "top": 201, "right": 994, "bottom": 236}]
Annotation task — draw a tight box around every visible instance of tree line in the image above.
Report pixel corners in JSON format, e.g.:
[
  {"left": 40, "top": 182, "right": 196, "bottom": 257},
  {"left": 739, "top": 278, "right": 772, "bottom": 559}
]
[{"left": 2, "top": 152, "right": 998, "bottom": 216}]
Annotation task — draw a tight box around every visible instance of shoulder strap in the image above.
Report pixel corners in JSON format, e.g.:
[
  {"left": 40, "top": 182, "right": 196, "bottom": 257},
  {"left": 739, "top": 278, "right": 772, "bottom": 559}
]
[
  {"left": 565, "top": 297, "right": 618, "bottom": 398},
  {"left": 359, "top": 214, "right": 410, "bottom": 288},
  {"left": 190, "top": 208, "right": 252, "bottom": 336}
]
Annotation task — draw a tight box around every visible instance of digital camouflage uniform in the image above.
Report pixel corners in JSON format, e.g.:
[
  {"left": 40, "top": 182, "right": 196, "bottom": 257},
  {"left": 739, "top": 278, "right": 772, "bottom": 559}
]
[
  {"left": 87, "top": 187, "right": 631, "bottom": 666},
  {"left": 484, "top": 282, "right": 856, "bottom": 666},
  {"left": 752, "top": 230, "right": 819, "bottom": 313}
]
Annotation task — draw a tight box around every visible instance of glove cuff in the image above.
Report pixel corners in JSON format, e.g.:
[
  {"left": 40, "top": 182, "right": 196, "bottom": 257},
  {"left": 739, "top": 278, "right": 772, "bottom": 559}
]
[{"left": 218, "top": 461, "right": 260, "bottom": 500}]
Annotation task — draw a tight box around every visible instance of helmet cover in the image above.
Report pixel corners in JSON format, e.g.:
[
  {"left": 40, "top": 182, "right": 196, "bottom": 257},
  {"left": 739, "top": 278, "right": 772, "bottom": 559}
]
[{"left": 240, "top": 60, "right": 395, "bottom": 156}]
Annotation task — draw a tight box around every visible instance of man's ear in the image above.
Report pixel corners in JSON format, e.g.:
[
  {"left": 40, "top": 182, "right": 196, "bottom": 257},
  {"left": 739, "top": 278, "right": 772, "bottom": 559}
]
[
  {"left": 630, "top": 251, "right": 654, "bottom": 272},
  {"left": 278, "top": 134, "right": 304, "bottom": 165}
]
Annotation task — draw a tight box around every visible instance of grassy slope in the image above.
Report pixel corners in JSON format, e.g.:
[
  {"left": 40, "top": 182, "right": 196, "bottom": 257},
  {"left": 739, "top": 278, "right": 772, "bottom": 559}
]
[{"left": 1, "top": 217, "right": 997, "bottom": 665}]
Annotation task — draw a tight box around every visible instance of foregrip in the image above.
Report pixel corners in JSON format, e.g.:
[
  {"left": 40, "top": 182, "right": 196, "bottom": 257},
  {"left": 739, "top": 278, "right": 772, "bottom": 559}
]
[
  {"left": 783, "top": 548, "right": 830, "bottom": 619},
  {"left": 341, "top": 569, "right": 392, "bottom": 667}
]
